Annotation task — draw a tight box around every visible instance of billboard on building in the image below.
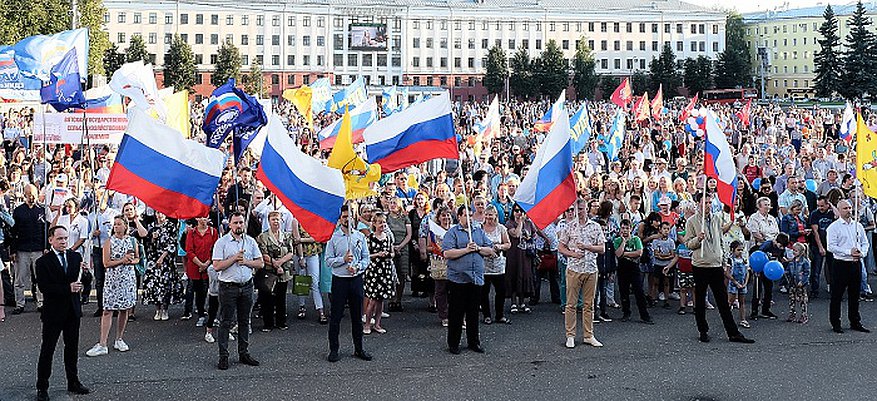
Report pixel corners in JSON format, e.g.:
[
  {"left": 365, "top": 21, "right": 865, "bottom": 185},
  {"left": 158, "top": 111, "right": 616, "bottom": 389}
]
[{"left": 349, "top": 23, "right": 388, "bottom": 51}]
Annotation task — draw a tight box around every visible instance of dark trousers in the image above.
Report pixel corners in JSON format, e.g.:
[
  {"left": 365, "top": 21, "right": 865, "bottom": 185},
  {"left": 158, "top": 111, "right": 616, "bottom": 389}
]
[
  {"left": 37, "top": 316, "right": 80, "bottom": 391},
  {"left": 447, "top": 281, "right": 481, "bottom": 349},
  {"left": 217, "top": 280, "right": 254, "bottom": 358},
  {"left": 328, "top": 275, "right": 364, "bottom": 354},
  {"left": 750, "top": 272, "right": 774, "bottom": 315},
  {"left": 91, "top": 249, "right": 105, "bottom": 311},
  {"left": 1, "top": 269, "right": 12, "bottom": 307},
  {"left": 184, "top": 279, "right": 208, "bottom": 317},
  {"left": 596, "top": 273, "right": 611, "bottom": 316},
  {"left": 693, "top": 266, "right": 741, "bottom": 337},
  {"left": 830, "top": 260, "right": 862, "bottom": 329},
  {"left": 480, "top": 274, "right": 506, "bottom": 320},
  {"left": 533, "top": 268, "right": 560, "bottom": 304},
  {"left": 617, "top": 262, "right": 650, "bottom": 320},
  {"left": 258, "top": 280, "right": 288, "bottom": 328},
  {"left": 206, "top": 295, "right": 219, "bottom": 328},
  {"left": 810, "top": 250, "right": 832, "bottom": 294}
]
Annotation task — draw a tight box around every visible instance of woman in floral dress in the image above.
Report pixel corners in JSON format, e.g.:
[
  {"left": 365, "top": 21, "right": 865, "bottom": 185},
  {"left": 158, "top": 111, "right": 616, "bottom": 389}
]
[
  {"left": 363, "top": 212, "right": 395, "bottom": 334},
  {"left": 142, "top": 212, "right": 184, "bottom": 321}
]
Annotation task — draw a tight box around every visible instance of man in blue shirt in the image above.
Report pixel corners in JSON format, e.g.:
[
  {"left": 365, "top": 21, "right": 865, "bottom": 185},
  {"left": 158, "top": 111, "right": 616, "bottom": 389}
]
[
  {"left": 442, "top": 205, "right": 495, "bottom": 355},
  {"left": 325, "top": 204, "right": 372, "bottom": 362}
]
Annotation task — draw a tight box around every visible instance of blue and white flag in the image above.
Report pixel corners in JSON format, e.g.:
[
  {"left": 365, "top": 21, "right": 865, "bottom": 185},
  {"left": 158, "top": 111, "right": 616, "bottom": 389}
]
[
  {"left": 599, "top": 110, "right": 625, "bottom": 161},
  {"left": 310, "top": 78, "right": 332, "bottom": 114},
  {"left": 0, "top": 28, "right": 89, "bottom": 101},
  {"left": 40, "top": 48, "right": 85, "bottom": 111},
  {"left": 330, "top": 76, "right": 367, "bottom": 113},
  {"left": 568, "top": 101, "right": 592, "bottom": 155},
  {"left": 382, "top": 86, "right": 398, "bottom": 116},
  {"left": 203, "top": 78, "right": 267, "bottom": 161}
]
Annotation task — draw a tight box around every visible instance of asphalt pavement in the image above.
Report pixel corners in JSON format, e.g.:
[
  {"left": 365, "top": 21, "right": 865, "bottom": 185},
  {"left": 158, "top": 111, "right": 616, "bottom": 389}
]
[{"left": 1, "top": 287, "right": 876, "bottom": 401}]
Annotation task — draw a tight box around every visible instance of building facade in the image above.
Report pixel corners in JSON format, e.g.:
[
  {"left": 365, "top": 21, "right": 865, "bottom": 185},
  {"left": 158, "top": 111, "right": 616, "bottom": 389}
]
[
  {"left": 103, "top": 0, "right": 726, "bottom": 101},
  {"left": 743, "top": 3, "right": 877, "bottom": 99}
]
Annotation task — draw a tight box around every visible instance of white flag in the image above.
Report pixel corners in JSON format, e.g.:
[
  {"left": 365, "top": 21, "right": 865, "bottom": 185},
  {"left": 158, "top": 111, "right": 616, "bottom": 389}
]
[{"left": 109, "top": 61, "right": 167, "bottom": 121}]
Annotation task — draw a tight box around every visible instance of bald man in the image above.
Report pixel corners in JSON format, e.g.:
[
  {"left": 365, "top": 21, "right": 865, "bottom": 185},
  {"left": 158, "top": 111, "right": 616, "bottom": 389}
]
[{"left": 826, "top": 200, "right": 871, "bottom": 334}]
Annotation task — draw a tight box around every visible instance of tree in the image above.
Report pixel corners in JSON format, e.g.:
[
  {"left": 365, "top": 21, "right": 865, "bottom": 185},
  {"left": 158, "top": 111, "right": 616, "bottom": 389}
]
[
  {"left": 79, "top": 0, "right": 110, "bottom": 76},
  {"left": 682, "top": 56, "right": 714, "bottom": 96},
  {"left": 814, "top": 5, "right": 843, "bottom": 98},
  {"left": 163, "top": 34, "right": 196, "bottom": 92},
  {"left": 125, "top": 34, "right": 150, "bottom": 63},
  {"left": 212, "top": 39, "right": 241, "bottom": 87},
  {"left": 509, "top": 47, "right": 535, "bottom": 98},
  {"left": 648, "top": 43, "right": 681, "bottom": 96},
  {"left": 598, "top": 75, "right": 620, "bottom": 100},
  {"left": 840, "top": 0, "right": 877, "bottom": 99},
  {"left": 102, "top": 43, "right": 126, "bottom": 78},
  {"left": 631, "top": 70, "right": 651, "bottom": 95},
  {"left": 537, "top": 39, "right": 568, "bottom": 97},
  {"left": 0, "top": 0, "right": 68, "bottom": 44},
  {"left": 242, "top": 58, "right": 264, "bottom": 97},
  {"left": 714, "top": 12, "right": 752, "bottom": 89},
  {"left": 572, "top": 37, "right": 598, "bottom": 99},
  {"left": 483, "top": 44, "right": 508, "bottom": 96}
]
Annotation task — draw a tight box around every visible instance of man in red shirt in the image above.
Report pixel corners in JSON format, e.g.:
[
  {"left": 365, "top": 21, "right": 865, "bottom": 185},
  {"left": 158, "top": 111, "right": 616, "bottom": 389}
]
[{"left": 742, "top": 155, "right": 762, "bottom": 186}]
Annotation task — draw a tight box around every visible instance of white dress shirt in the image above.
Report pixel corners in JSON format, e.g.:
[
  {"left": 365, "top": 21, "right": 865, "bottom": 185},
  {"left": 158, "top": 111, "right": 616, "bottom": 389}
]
[{"left": 827, "top": 217, "right": 869, "bottom": 262}]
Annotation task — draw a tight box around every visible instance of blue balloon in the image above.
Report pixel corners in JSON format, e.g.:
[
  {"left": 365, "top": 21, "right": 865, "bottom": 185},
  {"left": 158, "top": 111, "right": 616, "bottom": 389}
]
[
  {"left": 805, "top": 179, "right": 817, "bottom": 193},
  {"left": 764, "top": 260, "right": 785, "bottom": 281},
  {"left": 752, "top": 178, "right": 762, "bottom": 191},
  {"left": 749, "top": 251, "right": 769, "bottom": 273}
]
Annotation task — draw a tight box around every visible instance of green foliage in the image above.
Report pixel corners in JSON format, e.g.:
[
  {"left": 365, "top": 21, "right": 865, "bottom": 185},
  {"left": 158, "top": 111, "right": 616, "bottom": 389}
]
[
  {"left": 572, "top": 37, "right": 598, "bottom": 99},
  {"left": 79, "top": 0, "right": 109, "bottom": 76},
  {"left": 648, "top": 43, "right": 681, "bottom": 96},
  {"left": 483, "top": 44, "right": 508, "bottom": 95},
  {"left": 163, "top": 34, "right": 196, "bottom": 92},
  {"left": 509, "top": 47, "right": 535, "bottom": 98},
  {"left": 242, "top": 58, "right": 263, "bottom": 97},
  {"left": 598, "top": 75, "right": 620, "bottom": 100},
  {"left": 840, "top": 0, "right": 877, "bottom": 99},
  {"left": 125, "top": 34, "right": 150, "bottom": 63},
  {"left": 714, "top": 12, "right": 752, "bottom": 89},
  {"left": 102, "top": 42, "right": 125, "bottom": 78},
  {"left": 682, "top": 56, "right": 714, "bottom": 96},
  {"left": 814, "top": 4, "right": 843, "bottom": 98},
  {"left": 537, "top": 39, "right": 568, "bottom": 97},
  {"left": 212, "top": 39, "right": 241, "bottom": 87}
]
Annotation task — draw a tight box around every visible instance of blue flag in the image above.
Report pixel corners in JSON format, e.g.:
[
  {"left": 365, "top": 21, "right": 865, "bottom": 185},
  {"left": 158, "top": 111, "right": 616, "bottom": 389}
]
[
  {"left": 599, "top": 110, "right": 626, "bottom": 162},
  {"left": 203, "top": 78, "right": 267, "bottom": 161},
  {"left": 39, "top": 48, "right": 85, "bottom": 112},
  {"left": 568, "top": 101, "right": 592, "bottom": 156}
]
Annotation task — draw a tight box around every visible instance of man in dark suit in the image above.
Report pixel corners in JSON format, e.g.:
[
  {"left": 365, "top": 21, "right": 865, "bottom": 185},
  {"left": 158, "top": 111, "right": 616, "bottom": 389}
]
[{"left": 35, "top": 225, "right": 90, "bottom": 401}]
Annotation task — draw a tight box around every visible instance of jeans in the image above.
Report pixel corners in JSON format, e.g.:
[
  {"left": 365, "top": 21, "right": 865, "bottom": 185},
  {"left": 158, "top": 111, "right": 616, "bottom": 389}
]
[
  {"left": 750, "top": 272, "right": 774, "bottom": 315},
  {"left": 206, "top": 295, "right": 219, "bottom": 328},
  {"left": 13, "top": 250, "right": 42, "bottom": 308},
  {"left": 830, "top": 259, "right": 862, "bottom": 329},
  {"left": 860, "top": 261, "right": 872, "bottom": 294},
  {"left": 217, "top": 280, "right": 254, "bottom": 358},
  {"left": 617, "top": 261, "right": 650, "bottom": 320},
  {"left": 692, "top": 266, "right": 741, "bottom": 337},
  {"left": 447, "top": 281, "right": 481, "bottom": 349},
  {"left": 564, "top": 269, "right": 597, "bottom": 339},
  {"left": 184, "top": 279, "right": 208, "bottom": 317},
  {"left": 533, "top": 268, "right": 560, "bottom": 304},
  {"left": 36, "top": 316, "right": 80, "bottom": 391},
  {"left": 480, "top": 274, "right": 506, "bottom": 320},
  {"left": 258, "top": 280, "right": 288, "bottom": 329},
  {"left": 298, "top": 255, "right": 323, "bottom": 310},
  {"left": 810, "top": 248, "right": 830, "bottom": 295},
  {"left": 328, "top": 275, "right": 365, "bottom": 354}
]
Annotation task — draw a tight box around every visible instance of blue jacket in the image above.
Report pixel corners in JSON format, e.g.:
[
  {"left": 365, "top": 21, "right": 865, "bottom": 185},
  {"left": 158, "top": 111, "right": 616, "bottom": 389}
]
[
  {"left": 786, "top": 257, "right": 810, "bottom": 286},
  {"left": 779, "top": 213, "right": 806, "bottom": 241}
]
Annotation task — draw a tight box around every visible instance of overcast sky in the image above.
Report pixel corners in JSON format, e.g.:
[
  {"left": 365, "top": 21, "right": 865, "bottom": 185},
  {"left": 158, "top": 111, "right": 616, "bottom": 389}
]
[{"left": 688, "top": 0, "right": 841, "bottom": 13}]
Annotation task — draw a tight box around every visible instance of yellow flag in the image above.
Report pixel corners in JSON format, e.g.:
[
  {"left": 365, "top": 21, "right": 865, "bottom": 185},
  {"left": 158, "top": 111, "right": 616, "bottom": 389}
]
[
  {"left": 284, "top": 85, "right": 313, "bottom": 129},
  {"left": 856, "top": 112, "right": 877, "bottom": 198},
  {"left": 163, "top": 90, "right": 190, "bottom": 138},
  {"left": 327, "top": 107, "right": 381, "bottom": 199}
]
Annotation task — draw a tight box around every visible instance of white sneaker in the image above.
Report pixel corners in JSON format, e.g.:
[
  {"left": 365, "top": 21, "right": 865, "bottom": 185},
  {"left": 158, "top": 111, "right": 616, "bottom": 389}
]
[
  {"left": 153, "top": 310, "right": 161, "bottom": 321},
  {"left": 669, "top": 292, "right": 681, "bottom": 300},
  {"left": 86, "top": 343, "right": 108, "bottom": 357},
  {"left": 161, "top": 310, "right": 169, "bottom": 321},
  {"left": 204, "top": 332, "right": 215, "bottom": 343},
  {"left": 441, "top": 319, "right": 449, "bottom": 327},
  {"left": 228, "top": 333, "right": 235, "bottom": 341},
  {"left": 230, "top": 325, "right": 238, "bottom": 334},
  {"left": 565, "top": 337, "right": 576, "bottom": 349},
  {"left": 113, "top": 338, "right": 130, "bottom": 352},
  {"left": 361, "top": 314, "right": 367, "bottom": 323},
  {"left": 582, "top": 337, "right": 603, "bottom": 347},
  {"left": 658, "top": 292, "right": 666, "bottom": 301},
  {"left": 196, "top": 317, "right": 206, "bottom": 327},
  {"left": 381, "top": 312, "right": 390, "bottom": 318}
]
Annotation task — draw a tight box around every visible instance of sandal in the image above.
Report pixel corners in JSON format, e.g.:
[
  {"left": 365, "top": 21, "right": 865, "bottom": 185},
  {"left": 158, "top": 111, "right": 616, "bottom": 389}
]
[
  {"left": 522, "top": 305, "right": 532, "bottom": 313},
  {"left": 483, "top": 317, "right": 493, "bottom": 325},
  {"left": 497, "top": 317, "right": 511, "bottom": 324},
  {"left": 739, "top": 320, "right": 750, "bottom": 329},
  {"left": 297, "top": 307, "right": 306, "bottom": 320},
  {"left": 510, "top": 304, "right": 519, "bottom": 314}
]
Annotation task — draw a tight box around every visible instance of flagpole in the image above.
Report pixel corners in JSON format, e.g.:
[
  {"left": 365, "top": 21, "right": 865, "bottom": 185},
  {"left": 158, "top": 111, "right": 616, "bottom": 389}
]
[
  {"left": 456, "top": 155, "right": 473, "bottom": 240},
  {"left": 700, "top": 173, "right": 707, "bottom": 259}
]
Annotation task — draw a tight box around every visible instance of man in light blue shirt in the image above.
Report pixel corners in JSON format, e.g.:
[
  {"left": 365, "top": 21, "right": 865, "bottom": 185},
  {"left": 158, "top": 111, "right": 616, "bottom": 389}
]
[{"left": 325, "top": 204, "right": 372, "bottom": 362}]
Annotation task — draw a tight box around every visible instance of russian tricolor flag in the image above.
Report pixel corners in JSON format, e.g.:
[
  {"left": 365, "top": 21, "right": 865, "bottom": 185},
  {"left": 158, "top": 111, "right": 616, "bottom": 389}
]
[
  {"left": 514, "top": 107, "right": 577, "bottom": 230},
  {"left": 703, "top": 108, "right": 738, "bottom": 217},
  {"left": 363, "top": 92, "right": 457, "bottom": 173},
  {"left": 257, "top": 115, "right": 345, "bottom": 242},
  {"left": 318, "top": 97, "right": 377, "bottom": 150},
  {"left": 106, "top": 109, "right": 224, "bottom": 219}
]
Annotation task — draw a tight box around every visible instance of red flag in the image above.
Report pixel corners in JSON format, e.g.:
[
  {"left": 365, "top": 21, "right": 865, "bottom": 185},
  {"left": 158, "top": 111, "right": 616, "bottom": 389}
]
[
  {"left": 634, "top": 92, "right": 651, "bottom": 121},
  {"left": 651, "top": 84, "right": 664, "bottom": 120},
  {"left": 610, "top": 78, "right": 633, "bottom": 108},
  {"left": 680, "top": 93, "right": 698, "bottom": 122},
  {"left": 736, "top": 99, "right": 751, "bottom": 127}
]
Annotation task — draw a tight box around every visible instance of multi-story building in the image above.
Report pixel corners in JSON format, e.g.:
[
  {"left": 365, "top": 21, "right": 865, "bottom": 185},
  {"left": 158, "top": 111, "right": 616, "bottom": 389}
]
[
  {"left": 103, "top": 0, "right": 727, "bottom": 101},
  {"left": 743, "top": 3, "right": 877, "bottom": 99}
]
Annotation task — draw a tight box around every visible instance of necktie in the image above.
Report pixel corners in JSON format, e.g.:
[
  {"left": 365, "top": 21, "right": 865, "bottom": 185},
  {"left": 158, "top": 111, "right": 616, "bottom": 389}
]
[{"left": 60, "top": 252, "right": 68, "bottom": 274}]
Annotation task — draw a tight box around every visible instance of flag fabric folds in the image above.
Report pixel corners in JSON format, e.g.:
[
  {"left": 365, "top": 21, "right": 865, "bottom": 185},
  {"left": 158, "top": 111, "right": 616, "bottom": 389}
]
[
  {"left": 283, "top": 85, "right": 314, "bottom": 129},
  {"left": 163, "top": 90, "right": 191, "bottom": 138},
  {"left": 651, "top": 85, "right": 664, "bottom": 120},
  {"left": 79, "top": 85, "right": 124, "bottom": 113},
  {"left": 328, "top": 107, "right": 382, "bottom": 199},
  {"left": 840, "top": 102, "right": 855, "bottom": 144},
  {"left": 310, "top": 78, "right": 333, "bottom": 114},
  {"left": 680, "top": 93, "right": 698, "bottom": 123},
  {"left": 0, "top": 28, "right": 89, "bottom": 101},
  {"left": 600, "top": 110, "right": 626, "bottom": 161},
  {"left": 569, "top": 101, "right": 592, "bottom": 156},
  {"left": 40, "top": 48, "right": 85, "bottom": 112},
  {"left": 610, "top": 77, "right": 633, "bottom": 108},
  {"left": 363, "top": 92, "right": 458, "bottom": 173},
  {"left": 106, "top": 109, "right": 224, "bottom": 219},
  {"left": 856, "top": 112, "right": 877, "bottom": 198},
  {"left": 317, "top": 97, "right": 377, "bottom": 149},
  {"left": 109, "top": 61, "right": 166, "bottom": 120},
  {"left": 331, "top": 76, "right": 367, "bottom": 113},
  {"left": 634, "top": 92, "right": 650, "bottom": 121},
  {"left": 703, "top": 108, "right": 738, "bottom": 217},
  {"left": 382, "top": 86, "right": 399, "bottom": 116},
  {"left": 256, "top": 115, "right": 345, "bottom": 242},
  {"left": 736, "top": 98, "right": 752, "bottom": 127},
  {"left": 203, "top": 78, "right": 267, "bottom": 161},
  {"left": 513, "top": 108, "right": 577, "bottom": 230},
  {"left": 534, "top": 90, "right": 565, "bottom": 132},
  {"left": 472, "top": 95, "right": 501, "bottom": 155}
]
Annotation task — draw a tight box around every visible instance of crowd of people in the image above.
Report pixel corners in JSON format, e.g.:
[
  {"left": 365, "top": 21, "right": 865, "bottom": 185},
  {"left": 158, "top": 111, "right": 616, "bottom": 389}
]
[{"left": 1, "top": 93, "right": 875, "bottom": 399}]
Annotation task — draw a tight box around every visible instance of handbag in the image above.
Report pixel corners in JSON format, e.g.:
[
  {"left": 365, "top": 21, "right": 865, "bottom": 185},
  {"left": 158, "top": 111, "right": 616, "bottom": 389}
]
[
  {"left": 292, "top": 274, "right": 313, "bottom": 296},
  {"left": 129, "top": 237, "right": 147, "bottom": 276},
  {"left": 536, "top": 250, "right": 557, "bottom": 272}
]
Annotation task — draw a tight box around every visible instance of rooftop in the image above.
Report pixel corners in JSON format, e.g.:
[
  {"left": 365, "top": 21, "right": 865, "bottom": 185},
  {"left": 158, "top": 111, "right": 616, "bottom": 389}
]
[{"left": 742, "top": 2, "right": 877, "bottom": 22}]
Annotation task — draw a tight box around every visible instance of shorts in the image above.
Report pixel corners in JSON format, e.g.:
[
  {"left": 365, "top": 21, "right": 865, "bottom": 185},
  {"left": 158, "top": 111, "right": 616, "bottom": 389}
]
[
  {"left": 639, "top": 262, "right": 653, "bottom": 274},
  {"left": 677, "top": 272, "right": 695, "bottom": 288},
  {"left": 728, "top": 283, "right": 748, "bottom": 295}
]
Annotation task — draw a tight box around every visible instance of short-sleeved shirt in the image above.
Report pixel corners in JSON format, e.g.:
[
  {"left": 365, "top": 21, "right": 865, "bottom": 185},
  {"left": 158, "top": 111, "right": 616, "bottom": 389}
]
[
  {"left": 212, "top": 233, "right": 262, "bottom": 284},
  {"left": 558, "top": 219, "right": 605, "bottom": 274},
  {"left": 612, "top": 235, "right": 643, "bottom": 264},
  {"left": 442, "top": 224, "right": 493, "bottom": 285},
  {"left": 650, "top": 237, "right": 676, "bottom": 267}
]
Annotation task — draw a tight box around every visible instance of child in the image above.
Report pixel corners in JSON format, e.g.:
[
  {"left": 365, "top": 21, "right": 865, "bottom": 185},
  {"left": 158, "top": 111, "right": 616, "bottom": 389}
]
[
  {"left": 204, "top": 265, "right": 234, "bottom": 343},
  {"left": 787, "top": 242, "right": 811, "bottom": 324},
  {"left": 725, "top": 241, "right": 750, "bottom": 329},
  {"left": 651, "top": 222, "right": 676, "bottom": 308},
  {"left": 675, "top": 240, "right": 694, "bottom": 314}
]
